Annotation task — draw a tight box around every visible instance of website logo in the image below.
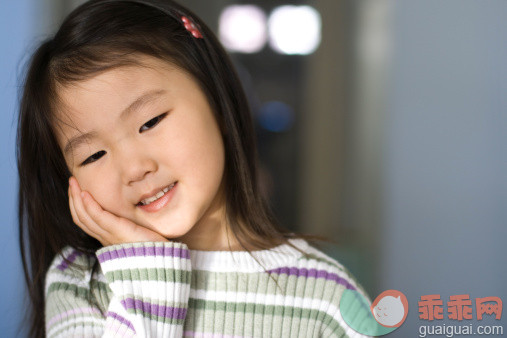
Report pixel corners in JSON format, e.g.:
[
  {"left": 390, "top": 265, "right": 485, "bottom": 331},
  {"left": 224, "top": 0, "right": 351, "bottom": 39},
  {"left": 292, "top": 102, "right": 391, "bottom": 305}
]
[
  {"left": 372, "top": 289, "right": 409, "bottom": 328},
  {"left": 418, "top": 294, "right": 503, "bottom": 337},
  {"left": 339, "top": 290, "right": 503, "bottom": 337},
  {"left": 340, "top": 289, "right": 408, "bottom": 336}
]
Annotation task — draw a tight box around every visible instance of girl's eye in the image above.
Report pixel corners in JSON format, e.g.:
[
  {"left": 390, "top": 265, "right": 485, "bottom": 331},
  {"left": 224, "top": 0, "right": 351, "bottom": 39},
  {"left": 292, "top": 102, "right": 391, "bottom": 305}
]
[
  {"left": 81, "top": 150, "right": 106, "bottom": 166},
  {"left": 139, "top": 113, "right": 168, "bottom": 133}
]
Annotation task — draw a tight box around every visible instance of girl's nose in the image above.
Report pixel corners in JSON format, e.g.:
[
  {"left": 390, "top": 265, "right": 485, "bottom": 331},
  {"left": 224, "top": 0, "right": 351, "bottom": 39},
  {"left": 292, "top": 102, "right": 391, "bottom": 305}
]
[
  {"left": 123, "top": 156, "right": 158, "bottom": 185},
  {"left": 116, "top": 145, "right": 158, "bottom": 185}
]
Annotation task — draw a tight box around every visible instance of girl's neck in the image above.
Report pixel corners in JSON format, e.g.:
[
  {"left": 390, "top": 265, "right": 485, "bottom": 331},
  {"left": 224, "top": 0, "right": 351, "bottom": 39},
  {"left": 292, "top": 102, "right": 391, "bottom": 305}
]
[{"left": 175, "top": 220, "right": 260, "bottom": 252}]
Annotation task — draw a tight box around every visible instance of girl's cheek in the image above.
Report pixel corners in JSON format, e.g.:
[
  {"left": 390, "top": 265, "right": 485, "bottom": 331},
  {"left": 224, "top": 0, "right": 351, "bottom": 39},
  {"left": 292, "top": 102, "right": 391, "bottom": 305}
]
[{"left": 78, "top": 175, "right": 115, "bottom": 209}]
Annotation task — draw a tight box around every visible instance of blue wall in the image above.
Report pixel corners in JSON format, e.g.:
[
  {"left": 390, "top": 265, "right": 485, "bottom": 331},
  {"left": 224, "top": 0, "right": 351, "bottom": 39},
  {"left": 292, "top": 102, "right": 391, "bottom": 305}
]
[
  {"left": 380, "top": 1, "right": 506, "bottom": 336},
  {"left": 0, "top": 1, "right": 36, "bottom": 337}
]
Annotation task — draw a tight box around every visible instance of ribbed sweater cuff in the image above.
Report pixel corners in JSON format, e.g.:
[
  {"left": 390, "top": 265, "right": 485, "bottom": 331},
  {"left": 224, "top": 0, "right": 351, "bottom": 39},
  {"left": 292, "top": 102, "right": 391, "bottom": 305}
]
[
  {"left": 96, "top": 241, "right": 191, "bottom": 273},
  {"left": 96, "top": 241, "right": 192, "bottom": 336}
]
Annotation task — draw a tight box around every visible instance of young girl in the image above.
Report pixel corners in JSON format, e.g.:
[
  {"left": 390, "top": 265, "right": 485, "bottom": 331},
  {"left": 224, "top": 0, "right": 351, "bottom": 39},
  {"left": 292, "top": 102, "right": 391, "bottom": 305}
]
[{"left": 17, "top": 0, "right": 370, "bottom": 337}]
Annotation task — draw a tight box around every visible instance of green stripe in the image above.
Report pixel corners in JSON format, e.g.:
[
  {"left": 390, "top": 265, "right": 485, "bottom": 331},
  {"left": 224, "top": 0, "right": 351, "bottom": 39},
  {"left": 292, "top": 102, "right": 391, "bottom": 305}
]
[
  {"left": 104, "top": 268, "right": 191, "bottom": 284},
  {"left": 46, "top": 281, "right": 111, "bottom": 318},
  {"left": 185, "top": 300, "right": 332, "bottom": 337},
  {"left": 188, "top": 297, "right": 338, "bottom": 324},
  {"left": 121, "top": 293, "right": 188, "bottom": 310},
  {"left": 47, "top": 280, "right": 110, "bottom": 297},
  {"left": 190, "top": 298, "right": 319, "bottom": 317},
  {"left": 47, "top": 282, "right": 92, "bottom": 299},
  {"left": 320, "top": 314, "right": 348, "bottom": 337},
  {"left": 191, "top": 270, "right": 346, "bottom": 300}
]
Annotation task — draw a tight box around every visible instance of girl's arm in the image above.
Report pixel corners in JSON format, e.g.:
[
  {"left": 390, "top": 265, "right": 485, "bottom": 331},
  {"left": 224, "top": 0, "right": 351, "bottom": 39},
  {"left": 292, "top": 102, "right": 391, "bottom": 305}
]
[
  {"left": 44, "top": 177, "right": 192, "bottom": 337},
  {"left": 45, "top": 241, "right": 192, "bottom": 337}
]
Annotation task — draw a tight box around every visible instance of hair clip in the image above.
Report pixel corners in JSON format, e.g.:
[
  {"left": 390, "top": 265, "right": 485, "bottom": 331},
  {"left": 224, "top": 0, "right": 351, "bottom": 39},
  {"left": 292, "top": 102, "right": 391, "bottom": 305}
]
[{"left": 181, "top": 16, "right": 203, "bottom": 39}]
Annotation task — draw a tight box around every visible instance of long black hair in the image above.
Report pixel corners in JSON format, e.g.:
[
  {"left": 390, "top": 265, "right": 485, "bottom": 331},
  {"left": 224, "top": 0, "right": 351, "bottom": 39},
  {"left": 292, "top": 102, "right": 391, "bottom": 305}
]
[{"left": 17, "top": 1, "right": 330, "bottom": 336}]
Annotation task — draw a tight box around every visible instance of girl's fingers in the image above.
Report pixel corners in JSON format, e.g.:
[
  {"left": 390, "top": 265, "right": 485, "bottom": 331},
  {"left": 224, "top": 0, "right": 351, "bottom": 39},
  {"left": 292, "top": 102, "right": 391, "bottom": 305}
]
[
  {"left": 69, "top": 177, "right": 168, "bottom": 245},
  {"left": 69, "top": 178, "right": 109, "bottom": 243},
  {"left": 80, "top": 191, "right": 128, "bottom": 236},
  {"left": 81, "top": 191, "right": 165, "bottom": 243},
  {"left": 69, "top": 185, "right": 100, "bottom": 239}
]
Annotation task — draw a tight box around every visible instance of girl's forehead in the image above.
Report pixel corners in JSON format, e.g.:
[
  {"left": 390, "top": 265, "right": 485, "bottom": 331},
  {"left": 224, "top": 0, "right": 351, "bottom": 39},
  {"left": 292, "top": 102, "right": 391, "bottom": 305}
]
[
  {"left": 52, "top": 57, "right": 205, "bottom": 142},
  {"left": 60, "top": 60, "right": 170, "bottom": 95},
  {"left": 55, "top": 57, "right": 188, "bottom": 119}
]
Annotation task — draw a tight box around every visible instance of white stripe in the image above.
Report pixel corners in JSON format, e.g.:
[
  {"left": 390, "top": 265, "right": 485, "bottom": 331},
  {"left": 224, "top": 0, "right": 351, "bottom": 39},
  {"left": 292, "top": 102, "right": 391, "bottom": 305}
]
[
  {"left": 99, "top": 255, "right": 191, "bottom": 272},
  {"left": 107, "top": 279, "right": 189, "bottom": 303},
  {"left": 47, "top": 316, "right": 105, "bottom": 338}
]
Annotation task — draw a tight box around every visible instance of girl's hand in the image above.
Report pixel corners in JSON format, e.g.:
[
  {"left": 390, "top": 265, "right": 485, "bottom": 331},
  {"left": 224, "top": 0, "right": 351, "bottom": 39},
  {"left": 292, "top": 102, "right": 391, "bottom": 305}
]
[{"left": 68, "top": 176, "right": 169, "bottom": 246}]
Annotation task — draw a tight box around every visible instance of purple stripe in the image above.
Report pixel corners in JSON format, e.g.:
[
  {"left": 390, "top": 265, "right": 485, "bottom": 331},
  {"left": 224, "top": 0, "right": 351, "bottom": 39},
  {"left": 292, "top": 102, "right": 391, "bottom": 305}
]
[
  {"left": 107, "top": 311, "right": 136, "bottom": 333},
  {"left": 121, "top": 298, "right": 187, "bottom": 320},
  {"left": 97, "top": 245, "right": 190, "bottom": 263},
  {"left": 57, "top": 250, "right": 83, "bottom": 271},
  {"left": 267, "top": 267, "right": 357, "bottom": 290}
]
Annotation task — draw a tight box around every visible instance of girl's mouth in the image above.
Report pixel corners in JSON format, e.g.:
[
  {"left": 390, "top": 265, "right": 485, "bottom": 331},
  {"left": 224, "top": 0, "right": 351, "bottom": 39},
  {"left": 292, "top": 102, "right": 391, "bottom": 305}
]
[{"left": 136, "top": 182, "right": 177, "bottom": 212}]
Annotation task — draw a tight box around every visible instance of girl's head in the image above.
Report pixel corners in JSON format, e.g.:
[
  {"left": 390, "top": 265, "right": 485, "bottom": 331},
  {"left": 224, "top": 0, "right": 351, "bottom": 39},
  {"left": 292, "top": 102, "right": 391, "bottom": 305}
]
[
  {"left": 18, "top": 1, "right": 325, "bottom": 336},
  {"left": 20, "top": 0, "right": 271, "bottom": 253},
  {"left": 56, "top": 55, "right": 229, "bottom": 247}
]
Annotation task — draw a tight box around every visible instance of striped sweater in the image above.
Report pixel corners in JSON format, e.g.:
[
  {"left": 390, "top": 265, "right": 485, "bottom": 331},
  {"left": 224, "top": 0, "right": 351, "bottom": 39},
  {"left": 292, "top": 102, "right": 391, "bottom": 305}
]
[{"left": 45, "top": 238, "right": 371, "bottom": 337}]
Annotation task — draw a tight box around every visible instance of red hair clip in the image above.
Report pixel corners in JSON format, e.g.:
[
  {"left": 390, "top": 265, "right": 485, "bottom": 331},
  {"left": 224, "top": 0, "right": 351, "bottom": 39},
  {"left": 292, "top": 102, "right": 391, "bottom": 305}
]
[{"left": 181, "top": 16, "right": 203, "bottom": 39}]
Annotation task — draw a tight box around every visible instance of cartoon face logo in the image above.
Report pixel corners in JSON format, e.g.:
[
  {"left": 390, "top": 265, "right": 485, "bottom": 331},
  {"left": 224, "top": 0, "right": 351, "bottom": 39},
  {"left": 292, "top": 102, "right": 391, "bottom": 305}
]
[{"left": 371, "top": 290, "right": 409, "bottom": 327}]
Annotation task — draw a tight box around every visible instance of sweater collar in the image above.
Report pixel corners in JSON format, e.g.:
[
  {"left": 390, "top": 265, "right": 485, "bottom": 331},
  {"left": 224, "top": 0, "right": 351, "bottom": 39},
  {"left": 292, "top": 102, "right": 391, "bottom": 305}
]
[{"left": 188, "top": 238, "right": 309, "bottom": 272}]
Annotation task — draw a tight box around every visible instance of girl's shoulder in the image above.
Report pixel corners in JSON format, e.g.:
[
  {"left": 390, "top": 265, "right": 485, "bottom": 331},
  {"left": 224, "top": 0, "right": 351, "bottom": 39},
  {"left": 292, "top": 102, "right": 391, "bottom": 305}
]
[
  {"left": 48, "top": 245, "right": 96, "bottom": 270},
  {"left": 45, "top": 246, "right": 99, "bottom": 291},
  {"left": 295, "top": 240, "right": 371, "bottom": 301},
  {"left": 294, "top": 241, "right": 373, "bottom": 336}
]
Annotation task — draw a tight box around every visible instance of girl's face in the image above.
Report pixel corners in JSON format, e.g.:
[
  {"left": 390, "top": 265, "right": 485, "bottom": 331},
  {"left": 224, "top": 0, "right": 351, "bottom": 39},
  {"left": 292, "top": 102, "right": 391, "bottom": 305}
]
[{"left": 54, "top": 55, "right": 229, "bottom": 249}]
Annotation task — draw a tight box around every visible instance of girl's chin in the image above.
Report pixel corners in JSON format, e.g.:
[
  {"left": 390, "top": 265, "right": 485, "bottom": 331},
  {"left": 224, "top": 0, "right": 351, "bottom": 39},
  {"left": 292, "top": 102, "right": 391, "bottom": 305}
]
[
  {"left": 148, "top": 223, "right": 191, "bottom": 241},
  {"left": 131, "top": 208, "right": 195, "bottom": 240}
]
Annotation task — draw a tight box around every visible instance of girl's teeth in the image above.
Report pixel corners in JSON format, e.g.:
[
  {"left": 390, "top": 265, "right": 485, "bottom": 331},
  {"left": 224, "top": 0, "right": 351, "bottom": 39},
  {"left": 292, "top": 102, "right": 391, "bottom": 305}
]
[{"left": 140, "top": 183, "right": 175, "bottom": 205}]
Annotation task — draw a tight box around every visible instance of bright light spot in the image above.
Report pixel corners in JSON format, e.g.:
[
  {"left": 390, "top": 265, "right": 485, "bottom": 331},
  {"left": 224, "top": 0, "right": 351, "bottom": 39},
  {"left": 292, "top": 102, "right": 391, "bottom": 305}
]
[
  {"left": 268, "top": 5, "right": 321, "bottom": 55},
  {"left": 219, "top": 5, "right": 267, "bottom": 53}
]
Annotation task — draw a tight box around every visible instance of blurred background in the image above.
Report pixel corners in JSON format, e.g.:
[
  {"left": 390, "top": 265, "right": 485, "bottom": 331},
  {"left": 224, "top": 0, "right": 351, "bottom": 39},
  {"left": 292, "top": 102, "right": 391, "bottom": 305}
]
[{"left": 1, "top": 0, "right": 505, "bottom": 337}]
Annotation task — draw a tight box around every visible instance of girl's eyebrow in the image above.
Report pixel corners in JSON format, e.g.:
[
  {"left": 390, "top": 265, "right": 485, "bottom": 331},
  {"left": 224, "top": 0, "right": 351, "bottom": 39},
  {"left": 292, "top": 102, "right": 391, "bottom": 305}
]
[
  {"left": 63, "top": 89, "right": 167, "bottom": 156},
  {"left": 64, "top": 131, "right": 99, "bottom": 156},
  {"left": 119, "top": 89, "right": 167, "bottom": 120}
]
